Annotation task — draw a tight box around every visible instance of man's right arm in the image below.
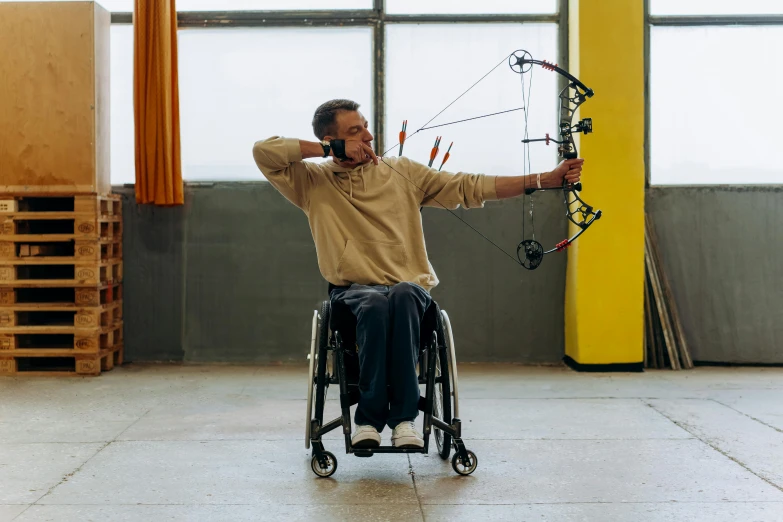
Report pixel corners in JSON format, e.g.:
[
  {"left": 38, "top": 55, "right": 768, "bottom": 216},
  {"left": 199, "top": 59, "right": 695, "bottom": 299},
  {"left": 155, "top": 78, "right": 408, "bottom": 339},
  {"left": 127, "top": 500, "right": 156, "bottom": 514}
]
[
  {"left": 299, "top": 140, "right": 329, "bottom": 160},
  {"left": 252, "top": 137, "right": 321, "bottom": 210}
]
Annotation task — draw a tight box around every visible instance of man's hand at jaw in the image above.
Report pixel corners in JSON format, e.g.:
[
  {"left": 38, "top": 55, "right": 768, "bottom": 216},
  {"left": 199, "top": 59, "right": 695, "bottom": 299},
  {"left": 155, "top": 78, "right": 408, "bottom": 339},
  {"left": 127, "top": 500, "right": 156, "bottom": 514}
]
[
  {"left": 299, "top": 140, "right": 379, "bottom": 167},
  {"left": 298, "top": 139, "right": 379, "bottom": 167},
  {"left": 340, "top": 139, "right": 379, "bottom": 166},
  {"left": 495, "top": 158, "right": 584, "bottom": 199}
]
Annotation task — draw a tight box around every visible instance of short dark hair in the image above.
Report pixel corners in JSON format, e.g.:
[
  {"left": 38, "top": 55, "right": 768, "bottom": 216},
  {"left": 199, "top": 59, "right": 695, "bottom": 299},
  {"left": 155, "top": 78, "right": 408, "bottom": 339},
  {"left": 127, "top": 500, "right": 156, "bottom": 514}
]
[{"left": 312, "top": 99, "right": 360, "bottom": 140}]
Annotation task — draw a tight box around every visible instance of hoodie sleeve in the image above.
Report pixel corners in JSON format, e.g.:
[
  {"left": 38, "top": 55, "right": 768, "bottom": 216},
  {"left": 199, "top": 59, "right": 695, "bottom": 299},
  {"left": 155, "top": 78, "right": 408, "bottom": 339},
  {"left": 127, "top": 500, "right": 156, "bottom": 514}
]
[
  {"left": 400, "top": 157, "right": 498, "bottom": 210},
  {"left": 252, "top": 136, "right": 318, "bottom": 210}
]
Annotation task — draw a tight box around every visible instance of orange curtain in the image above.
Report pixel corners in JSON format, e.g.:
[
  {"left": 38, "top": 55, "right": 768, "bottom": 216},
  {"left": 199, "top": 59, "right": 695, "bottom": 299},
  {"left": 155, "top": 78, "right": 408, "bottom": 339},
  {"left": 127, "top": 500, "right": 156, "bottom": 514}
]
[{"left": 133, "top": 0, "right": 183, "bottom": 205}]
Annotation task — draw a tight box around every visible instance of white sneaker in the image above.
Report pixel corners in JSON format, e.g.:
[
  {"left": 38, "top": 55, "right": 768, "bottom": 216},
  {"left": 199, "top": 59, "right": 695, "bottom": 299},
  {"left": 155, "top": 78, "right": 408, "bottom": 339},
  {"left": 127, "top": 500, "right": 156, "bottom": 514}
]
[
  {"left": 352, "top": 425, "right": 381, "bottom": 448},
  {"left": 391, "top": 421, "right": 424, "bottom": 449}
]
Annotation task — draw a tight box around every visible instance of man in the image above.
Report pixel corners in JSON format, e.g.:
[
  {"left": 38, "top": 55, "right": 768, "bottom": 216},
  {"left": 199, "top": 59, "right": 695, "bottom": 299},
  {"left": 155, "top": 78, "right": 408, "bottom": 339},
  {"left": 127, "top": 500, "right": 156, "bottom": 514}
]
[{"left": 252, "top": 99, "right": 583, "bottom": 450}]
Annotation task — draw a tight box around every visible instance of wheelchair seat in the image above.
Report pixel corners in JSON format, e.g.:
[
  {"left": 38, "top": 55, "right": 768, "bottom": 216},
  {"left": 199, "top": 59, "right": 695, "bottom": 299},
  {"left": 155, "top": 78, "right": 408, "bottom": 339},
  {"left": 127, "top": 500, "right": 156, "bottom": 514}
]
[{"left": 327, "top": 286, "right": 442, "bottom": 354}]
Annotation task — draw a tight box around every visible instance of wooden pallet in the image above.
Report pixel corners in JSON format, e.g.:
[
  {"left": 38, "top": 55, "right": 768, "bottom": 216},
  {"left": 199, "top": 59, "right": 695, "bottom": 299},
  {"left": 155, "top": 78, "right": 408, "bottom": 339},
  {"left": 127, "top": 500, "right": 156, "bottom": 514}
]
[
  {"left": 0, "top": 283, "right": 122, "bottom": 306},
  {"left": 0, "top": 343, "right": 124, "bottom": 376},
  {"left": 1, "top": 213, "right": 121, "bottom": 239},
  {"left": 0, "top": 320, "right": 123, "bottom": 352},
  {"left": 0, "top": 224, "right": 122, "bottom": 242},
  {"left": 0, "top": 300, "right": 122, "bottom": 329},
  {"left": 0, "top": 258, "right": 122, "bottom": 286},
  {"left": 0, "top": 237, "right": 122, "bottom": 262},
  {"left": 0, "top": 194, "right": 121, "bottom": 216}
]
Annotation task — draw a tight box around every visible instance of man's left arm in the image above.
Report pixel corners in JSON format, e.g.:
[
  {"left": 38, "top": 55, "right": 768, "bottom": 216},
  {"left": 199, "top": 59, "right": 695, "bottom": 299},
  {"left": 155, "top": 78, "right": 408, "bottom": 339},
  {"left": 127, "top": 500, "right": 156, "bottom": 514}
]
[
  {"left": 495, "top": 158, "right": 585, "bottom": 199},
  {"left": 404, "top": 156, "right": 585, "bottom": 208}
]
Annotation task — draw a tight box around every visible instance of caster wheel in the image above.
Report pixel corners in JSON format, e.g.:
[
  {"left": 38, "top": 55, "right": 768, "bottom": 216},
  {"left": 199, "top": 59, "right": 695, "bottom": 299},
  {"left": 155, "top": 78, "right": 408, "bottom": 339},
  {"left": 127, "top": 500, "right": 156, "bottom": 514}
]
[
  {"left": 311, "top": 451, "right": 337, "bottom": 478},
  {"left": 451, "top": 450, "right": 478, "bottom": 476}
]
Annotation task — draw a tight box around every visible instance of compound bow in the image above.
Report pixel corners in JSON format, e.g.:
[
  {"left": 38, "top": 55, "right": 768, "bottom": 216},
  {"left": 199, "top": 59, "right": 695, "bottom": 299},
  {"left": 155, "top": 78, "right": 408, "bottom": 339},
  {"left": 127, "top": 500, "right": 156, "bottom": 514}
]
[
  {"left": 509, "top": 49, "right": 603, "bottom": 269},
  {"left": 380, "top": 49, "right": 602, "bottom": 271}
]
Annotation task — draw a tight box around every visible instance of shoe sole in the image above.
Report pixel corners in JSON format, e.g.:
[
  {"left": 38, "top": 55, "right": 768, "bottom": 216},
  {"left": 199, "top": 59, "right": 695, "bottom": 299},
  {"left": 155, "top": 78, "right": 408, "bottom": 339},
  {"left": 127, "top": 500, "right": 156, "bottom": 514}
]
[
  {"left": 392, "top": 436, "right": 424, "bottom": 449},
  {"left": 352, "top": 434, "right": 381, "bottom": 448}
]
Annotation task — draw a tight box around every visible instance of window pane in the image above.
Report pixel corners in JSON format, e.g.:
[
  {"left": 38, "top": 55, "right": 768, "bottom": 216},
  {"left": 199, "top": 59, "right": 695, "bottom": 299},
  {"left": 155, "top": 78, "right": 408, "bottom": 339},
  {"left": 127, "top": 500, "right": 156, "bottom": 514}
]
[
  {"left": 0, "top": 0, "right": 133, "bottom": 12},
  {"left": 650, "top": 0, "right": 783, "bottom": 16},
  {"left": 2, "top": 0, "right": 373, "bottom": 12},
  {"left": 176, "top": 0, "right": 370, "bottom": 10},
  {"left": 650, "top": 26, "right": 783, "bottom": 184},
  {"left": 385, "top": 24, "right": 559, "bottom": 177},
  {"left": 178, "top": 27, "right": 372, "bottom": 181},
  {"left": 110, "top": 25, "right": 135, "bottom": 185},
  {"left": 386, "top": 0, "right": 556, "bottom": 15}
]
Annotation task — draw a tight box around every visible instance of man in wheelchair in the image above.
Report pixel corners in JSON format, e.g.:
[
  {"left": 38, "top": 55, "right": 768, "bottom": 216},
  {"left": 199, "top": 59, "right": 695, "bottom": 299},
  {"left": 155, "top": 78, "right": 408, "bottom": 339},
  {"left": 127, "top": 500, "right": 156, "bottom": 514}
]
[{"left": 252, "top": 99, "right": 583, "bottom": 452}]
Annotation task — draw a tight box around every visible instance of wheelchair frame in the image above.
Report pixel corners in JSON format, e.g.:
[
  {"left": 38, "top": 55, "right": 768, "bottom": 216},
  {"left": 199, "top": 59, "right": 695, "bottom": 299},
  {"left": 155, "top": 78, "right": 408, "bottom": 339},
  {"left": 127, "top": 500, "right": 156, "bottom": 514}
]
[{"left": 305, "top": 299, "right": 478, "bottom": 478}]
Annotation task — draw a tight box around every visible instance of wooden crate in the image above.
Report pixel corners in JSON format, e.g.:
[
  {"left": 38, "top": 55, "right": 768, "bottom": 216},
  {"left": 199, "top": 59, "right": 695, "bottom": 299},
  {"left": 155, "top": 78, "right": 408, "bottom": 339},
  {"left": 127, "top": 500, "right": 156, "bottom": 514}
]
[
  {"left": 0, "top": 2, "right": 111, "bottom": 194},
  {"left": 0, "top": 320, "right": 123, "bottom": 353},
  {"left": 0, "top": 259, "right": 122, "bottom": 286},
  {"left": 0, "top": 343, "right": 124, "bottom": 376},
  {"left": 0, "top": 283, "right": 122, "bottom": 307},
  {"left": 0, "top": 301, "right": 122, "bottom": 329}
]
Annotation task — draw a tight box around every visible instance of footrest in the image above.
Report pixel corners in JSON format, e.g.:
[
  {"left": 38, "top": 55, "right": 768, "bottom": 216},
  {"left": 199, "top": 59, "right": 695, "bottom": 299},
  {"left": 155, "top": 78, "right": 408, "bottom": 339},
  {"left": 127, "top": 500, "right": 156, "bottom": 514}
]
[
  {"left": 351, "top": 446, "right": 427, "bottom": 456},
  {"left": 353, "top": 450, "right": 375, "bottom": 458}
]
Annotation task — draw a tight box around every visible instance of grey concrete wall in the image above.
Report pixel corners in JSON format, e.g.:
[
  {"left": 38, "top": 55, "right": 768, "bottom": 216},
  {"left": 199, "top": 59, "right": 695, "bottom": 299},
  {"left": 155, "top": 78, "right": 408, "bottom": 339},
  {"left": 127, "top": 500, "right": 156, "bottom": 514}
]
[
  {"left": 116, "top": 182, "right": 568, "bottom": 364},
  {"left": 646, "top": 186, "right": 783, "bottom": 364}
]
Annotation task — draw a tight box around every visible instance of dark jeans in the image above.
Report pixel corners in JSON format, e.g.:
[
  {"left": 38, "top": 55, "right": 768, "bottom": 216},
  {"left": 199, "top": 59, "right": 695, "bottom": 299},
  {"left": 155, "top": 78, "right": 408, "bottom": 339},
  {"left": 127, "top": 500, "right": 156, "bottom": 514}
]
[{"left": 329, "top": 282, "right": 432, "bottom": 432}]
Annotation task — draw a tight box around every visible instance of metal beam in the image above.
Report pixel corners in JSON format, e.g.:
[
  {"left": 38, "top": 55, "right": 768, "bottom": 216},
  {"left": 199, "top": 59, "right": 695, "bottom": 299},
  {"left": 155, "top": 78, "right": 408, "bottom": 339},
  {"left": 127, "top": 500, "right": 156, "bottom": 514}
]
[
  {"left": 373, "top": 0, "right": 385, "bottom": 155},
  {"left": 112, "top": 10, "right": 560, "bottom": 26},
  {"left": 383, "top": 13, "right": 559, "bottom": 24},
  {"left": 649, "top": 14, "right": 783, "bottom": 26}
]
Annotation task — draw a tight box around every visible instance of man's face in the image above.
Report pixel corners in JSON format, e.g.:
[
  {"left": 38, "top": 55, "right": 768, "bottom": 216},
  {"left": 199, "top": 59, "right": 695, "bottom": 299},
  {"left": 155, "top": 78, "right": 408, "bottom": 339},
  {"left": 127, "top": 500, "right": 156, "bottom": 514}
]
[{"left": 327, "top": 110, "right": 375, "bottom": 166}]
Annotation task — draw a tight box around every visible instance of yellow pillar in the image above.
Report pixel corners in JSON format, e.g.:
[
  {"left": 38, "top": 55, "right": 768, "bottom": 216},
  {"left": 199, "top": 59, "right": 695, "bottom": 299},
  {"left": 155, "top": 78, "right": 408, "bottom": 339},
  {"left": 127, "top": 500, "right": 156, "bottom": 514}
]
[{"left": 564, "top": 0, "right": 645, "bottom": 370}]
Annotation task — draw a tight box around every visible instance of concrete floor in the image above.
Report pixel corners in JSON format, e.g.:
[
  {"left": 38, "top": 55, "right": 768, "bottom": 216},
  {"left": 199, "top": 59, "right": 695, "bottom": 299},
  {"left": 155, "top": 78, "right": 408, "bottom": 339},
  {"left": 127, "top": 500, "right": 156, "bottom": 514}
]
[{"left": 1, "top": 365, "right": 783, "bottom": 521}]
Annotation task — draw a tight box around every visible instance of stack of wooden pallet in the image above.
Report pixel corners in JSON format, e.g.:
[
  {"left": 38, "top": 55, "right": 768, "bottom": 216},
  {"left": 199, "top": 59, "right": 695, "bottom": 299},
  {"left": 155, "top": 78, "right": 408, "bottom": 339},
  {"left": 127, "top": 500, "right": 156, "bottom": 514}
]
[
  {"left": 0, "top": 195, "right": 124, "bottom": 376},
  {"left": 0, "top": 2, "right": 120, "bottom": 376}
]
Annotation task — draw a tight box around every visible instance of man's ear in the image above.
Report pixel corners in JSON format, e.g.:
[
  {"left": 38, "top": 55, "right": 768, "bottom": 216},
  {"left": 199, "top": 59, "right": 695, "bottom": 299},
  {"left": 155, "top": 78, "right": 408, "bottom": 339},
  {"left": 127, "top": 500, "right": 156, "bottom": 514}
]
[{"left": 322, "top": 135, "right": 333, "bottom": 142}]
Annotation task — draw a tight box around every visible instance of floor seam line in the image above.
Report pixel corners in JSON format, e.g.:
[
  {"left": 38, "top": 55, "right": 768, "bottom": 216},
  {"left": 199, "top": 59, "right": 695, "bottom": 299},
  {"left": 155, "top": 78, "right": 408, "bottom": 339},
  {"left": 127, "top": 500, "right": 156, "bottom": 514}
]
[
  {"left": 708, "top": 398, "right": 783, "bottom": 435},
  {"left": 32, "top": 407, "right": 155, "bottom": 506},
  {"left": 407, "top": 454, "right": 426, "bottom": 522},
  {"left": 644, "top": 401, "right": 783, "bottom": 494}
]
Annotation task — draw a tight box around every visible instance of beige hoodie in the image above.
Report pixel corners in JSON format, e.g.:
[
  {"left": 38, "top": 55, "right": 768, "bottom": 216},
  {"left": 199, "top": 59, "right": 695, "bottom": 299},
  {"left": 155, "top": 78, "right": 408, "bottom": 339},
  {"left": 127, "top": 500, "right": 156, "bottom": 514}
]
[{"left": 252, "top": 136, "right": 498, "bottom": 292}]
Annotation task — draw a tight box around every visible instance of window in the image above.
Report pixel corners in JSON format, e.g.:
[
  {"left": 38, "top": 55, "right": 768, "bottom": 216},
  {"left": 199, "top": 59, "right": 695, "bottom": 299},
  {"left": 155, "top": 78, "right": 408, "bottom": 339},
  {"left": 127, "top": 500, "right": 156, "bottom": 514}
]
[
  {"left": 386, "top": 0, "right": 556, "bottom": 15},
  {"left": 110, "top": 25, "right": 135, "bottom": 185},
  {"left": 650, "top": 0, "right": 783, "bottom": 16},
  {"left": 177, "top": 27, "right": 373, "bottom": 181},
  {"left": 649, "top": 26, "right": 783, "bottom": 185},
  {"left": 102, "top": 6, "right": 561, "bottom": 184},
  {"left": 385, "top": 24, "right": 559, "bottom": 177}
]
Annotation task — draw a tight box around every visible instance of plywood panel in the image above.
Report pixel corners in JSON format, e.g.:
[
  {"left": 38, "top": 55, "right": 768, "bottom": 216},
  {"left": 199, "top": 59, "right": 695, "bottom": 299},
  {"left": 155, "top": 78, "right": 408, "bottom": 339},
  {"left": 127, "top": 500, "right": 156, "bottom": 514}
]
[
  {"left": 0, "top": 2, "right": 111, "bottom": 194},
  {"left": 93, "top": 2, "right": 111, "bottom": 195}
]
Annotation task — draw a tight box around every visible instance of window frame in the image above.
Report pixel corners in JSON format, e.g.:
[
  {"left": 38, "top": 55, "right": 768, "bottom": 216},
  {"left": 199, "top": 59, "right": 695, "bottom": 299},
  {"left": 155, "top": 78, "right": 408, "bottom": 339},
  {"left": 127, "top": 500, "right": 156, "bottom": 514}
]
[
  {"left": 644, "top": 0, "right": 783, "bottom": 186},
  {"left": 110, "top": 0, "right": 566, "bottom": 184}
]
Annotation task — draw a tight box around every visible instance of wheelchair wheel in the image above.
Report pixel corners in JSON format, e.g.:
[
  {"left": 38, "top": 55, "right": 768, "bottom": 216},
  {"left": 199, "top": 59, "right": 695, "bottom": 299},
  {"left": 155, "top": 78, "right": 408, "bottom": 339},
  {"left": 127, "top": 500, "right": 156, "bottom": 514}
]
[
  {"left": 440, "top": 310, "right": 460, "bottom": 419},
  {"left": 452, "top": 450, "right": 478, "bottom": 476},
  {"left": 433, "top": 348, "right": 452, "bottom": 460},
  {"left": 305, "top": 310, "right": 318, "bottom": 449},
  {"left": 311, "top": 451, "right": 337, "bottom": 478},
  {"left": 305, "top": 301, "right": 331, "bottom": 449}
]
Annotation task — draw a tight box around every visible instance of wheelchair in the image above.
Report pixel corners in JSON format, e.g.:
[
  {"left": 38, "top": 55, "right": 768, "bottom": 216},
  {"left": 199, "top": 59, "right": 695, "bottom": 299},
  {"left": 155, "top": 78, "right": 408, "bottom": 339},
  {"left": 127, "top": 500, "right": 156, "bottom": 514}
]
[{"left": 305, "top": 290, "right": 478, "bottom": 478}]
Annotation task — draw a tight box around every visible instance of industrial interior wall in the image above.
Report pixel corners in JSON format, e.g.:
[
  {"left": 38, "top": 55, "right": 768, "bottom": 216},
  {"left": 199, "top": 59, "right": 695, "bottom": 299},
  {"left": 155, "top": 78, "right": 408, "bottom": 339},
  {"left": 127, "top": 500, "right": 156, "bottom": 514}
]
[{"left": 116, "top": 184, "right": 569, "bottom": 364}]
